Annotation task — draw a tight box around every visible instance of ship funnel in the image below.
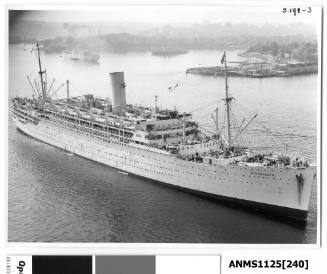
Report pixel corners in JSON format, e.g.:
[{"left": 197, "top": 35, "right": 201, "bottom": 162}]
[{"left": 110, "top": 72, "right": 126, "bottom": 115}]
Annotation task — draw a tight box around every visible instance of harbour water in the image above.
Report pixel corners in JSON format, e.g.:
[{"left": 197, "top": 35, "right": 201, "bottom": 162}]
[{"left": 8, "top": 45, "right": 318, "bottom": 243}]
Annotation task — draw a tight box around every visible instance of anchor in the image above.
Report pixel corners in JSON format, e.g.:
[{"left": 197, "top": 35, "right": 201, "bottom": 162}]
[{"left": 296, "top": 173, "right": 304, "bottom": 204}]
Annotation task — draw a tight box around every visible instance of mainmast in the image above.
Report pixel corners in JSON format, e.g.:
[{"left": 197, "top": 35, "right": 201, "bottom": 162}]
[
  {"left": 222, "top": 51, "right": 233, "bottom": 146},
  {"left": 220, "top": 51, "right": 257, "bottom": 148},
  {"left": 35, "top": 42, "right": 47, "bottom": 100}
]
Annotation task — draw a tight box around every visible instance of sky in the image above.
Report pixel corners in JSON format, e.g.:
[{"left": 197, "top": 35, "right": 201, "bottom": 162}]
[{"left": 10, "top": 6, "right": 321, "bottom": 25}]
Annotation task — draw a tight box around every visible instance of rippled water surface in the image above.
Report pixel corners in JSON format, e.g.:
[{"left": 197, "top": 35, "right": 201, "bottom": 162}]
[{"left": 8, "top": 45, "right": 318, "bottom": 243}]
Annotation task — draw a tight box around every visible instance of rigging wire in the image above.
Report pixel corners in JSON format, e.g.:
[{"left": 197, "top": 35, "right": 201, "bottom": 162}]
[
  {"left": 232, "top": 100, "right": 286, "bottom": 147},
  {"left": 188, "top": 100, "right": 223, "bottom": 114},
  {"left": 69, "top": 81, "right": 90, "bottom": 97}
]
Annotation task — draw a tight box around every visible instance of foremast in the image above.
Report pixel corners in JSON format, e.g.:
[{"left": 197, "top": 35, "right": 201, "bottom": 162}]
[
  {"left": 221, "top": 51, "right": 234, "bottom": 147},
  {"left": 29, "top": 42, "right": 64, "bottom": 103},
  {"left": 35, "top": 42, "right": 47, "bottom": 100}
]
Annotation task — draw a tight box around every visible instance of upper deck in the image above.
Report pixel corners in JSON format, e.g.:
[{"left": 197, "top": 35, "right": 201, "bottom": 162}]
[{"left": 12, "top": 98, "right": 312, "bottom": 170}]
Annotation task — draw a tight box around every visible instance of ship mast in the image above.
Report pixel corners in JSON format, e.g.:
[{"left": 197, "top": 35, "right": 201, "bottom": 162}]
[
  {"left": 35, "top": 42, "right": 47, "bottom": 100},
  {"left": 222, "top": 51, "right": 233, "bottom": 146},
  {"left": 154, "top": 95, "right": 158, "bottom": 113}
]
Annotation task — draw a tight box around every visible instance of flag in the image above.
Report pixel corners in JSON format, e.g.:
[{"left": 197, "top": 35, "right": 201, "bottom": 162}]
[{"left": 221, "top": 51, "right": 226, "bottom": 64}]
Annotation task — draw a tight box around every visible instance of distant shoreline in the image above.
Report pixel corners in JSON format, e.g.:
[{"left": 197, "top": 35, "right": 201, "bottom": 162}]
[{"left": 186, "top": 62, "right": 318, "bottom": 78}]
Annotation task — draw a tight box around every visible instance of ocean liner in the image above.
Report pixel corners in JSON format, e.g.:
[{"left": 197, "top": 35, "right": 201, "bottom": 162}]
[{"left": 11, "top": 43, "right": 317, "bottom": 221}]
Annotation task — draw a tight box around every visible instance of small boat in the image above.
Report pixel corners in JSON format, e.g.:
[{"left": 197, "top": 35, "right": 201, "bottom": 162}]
[
  {"left": 63, "top": 49, "right": 100, "bottom": 62},
  {"left": 152, "top": 47, "right": 189, "bottom": 56}
]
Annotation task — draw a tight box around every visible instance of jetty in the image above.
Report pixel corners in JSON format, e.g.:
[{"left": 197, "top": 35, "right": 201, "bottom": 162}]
[{"left": 186, "top": 61, "right": 318, "bottom": 78}]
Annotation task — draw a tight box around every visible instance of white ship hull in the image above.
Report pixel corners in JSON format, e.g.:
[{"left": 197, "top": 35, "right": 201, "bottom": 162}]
[{"left": 12, "top": 117, "right": 316, "bottom": 221}]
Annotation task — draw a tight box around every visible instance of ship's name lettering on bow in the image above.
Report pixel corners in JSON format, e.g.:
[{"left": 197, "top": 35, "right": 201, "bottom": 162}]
[{"left": 250, "top": 172, "right": 275, "bottom": 177}]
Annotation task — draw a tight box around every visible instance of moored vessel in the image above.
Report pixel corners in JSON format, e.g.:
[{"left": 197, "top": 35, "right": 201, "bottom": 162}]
[
  {"left": 63, "top": 49, "right": 100, "bottom": 62},
  {"left": 152, "top": 47, "right": 189, "bottom": 56}
]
